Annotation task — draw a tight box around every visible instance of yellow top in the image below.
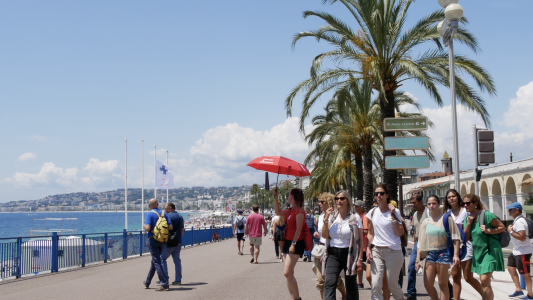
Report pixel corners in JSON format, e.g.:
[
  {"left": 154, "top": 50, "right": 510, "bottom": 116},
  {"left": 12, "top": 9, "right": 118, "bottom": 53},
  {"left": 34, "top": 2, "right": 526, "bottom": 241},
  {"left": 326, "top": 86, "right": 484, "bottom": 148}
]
[{"left": 442, "top": 151, "right": 450, "bottom": 159}]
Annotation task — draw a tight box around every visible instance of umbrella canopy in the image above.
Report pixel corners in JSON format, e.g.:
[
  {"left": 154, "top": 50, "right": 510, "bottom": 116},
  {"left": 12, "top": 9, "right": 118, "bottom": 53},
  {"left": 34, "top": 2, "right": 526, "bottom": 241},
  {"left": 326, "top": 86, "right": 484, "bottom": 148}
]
[
  {"left": 247, "top": 156, "right": 311, "bottom": 177},
  {"left": 520, "top": 178, "right": 533, "bottom": 186}
]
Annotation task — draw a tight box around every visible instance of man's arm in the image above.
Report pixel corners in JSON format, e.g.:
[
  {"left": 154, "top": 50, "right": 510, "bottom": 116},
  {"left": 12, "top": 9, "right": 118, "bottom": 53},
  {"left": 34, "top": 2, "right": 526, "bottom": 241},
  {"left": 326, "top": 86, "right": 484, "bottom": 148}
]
[{"left": 143, "top": 224, "right": 151, "bottom": 232}]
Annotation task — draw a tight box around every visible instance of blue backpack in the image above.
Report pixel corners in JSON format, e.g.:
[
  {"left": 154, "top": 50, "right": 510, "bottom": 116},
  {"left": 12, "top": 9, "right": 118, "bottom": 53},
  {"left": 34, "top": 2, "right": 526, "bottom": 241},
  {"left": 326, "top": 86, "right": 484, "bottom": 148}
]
[{"left": 442, "top": 213, "right": 467, "bottom": 261}]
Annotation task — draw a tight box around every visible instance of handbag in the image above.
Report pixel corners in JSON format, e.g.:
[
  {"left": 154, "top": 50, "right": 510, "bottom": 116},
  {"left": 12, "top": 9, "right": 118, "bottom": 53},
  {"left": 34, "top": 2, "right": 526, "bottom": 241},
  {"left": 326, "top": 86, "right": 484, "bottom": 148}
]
[{"left": 311, "top": 243, "right": 325, "bottom": 258}]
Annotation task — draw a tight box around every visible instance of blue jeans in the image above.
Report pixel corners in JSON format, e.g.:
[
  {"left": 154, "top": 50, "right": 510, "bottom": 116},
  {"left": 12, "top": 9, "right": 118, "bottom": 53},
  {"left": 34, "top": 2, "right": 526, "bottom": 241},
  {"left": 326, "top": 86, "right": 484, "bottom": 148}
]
[
  {"left": 145, "top": 238, "right": 169, "bottom": 287},
  {"left": 407, "top": 241, "right": 418, "bottom": 296},
  {"left": 161, "top": 244, "right": 182, "bottom": 283}
]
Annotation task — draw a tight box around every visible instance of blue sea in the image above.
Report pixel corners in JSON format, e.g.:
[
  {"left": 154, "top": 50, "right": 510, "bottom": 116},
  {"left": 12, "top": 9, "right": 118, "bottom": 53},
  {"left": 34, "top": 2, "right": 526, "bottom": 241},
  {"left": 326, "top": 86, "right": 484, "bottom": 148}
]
[{"left": 0, "top": 212, "right": 199, "bottom": 239}]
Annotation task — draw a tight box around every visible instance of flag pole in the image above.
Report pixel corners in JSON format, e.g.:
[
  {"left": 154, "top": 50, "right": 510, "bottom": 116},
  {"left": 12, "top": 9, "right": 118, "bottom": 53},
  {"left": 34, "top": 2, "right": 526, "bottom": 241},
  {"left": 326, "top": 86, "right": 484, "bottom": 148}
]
[
  {"left": 154, "top": 145, "right": 157, "bottom": 201},
  {"left": 125, "top": 139, "right": 128, "bottom": 231},
  {"left": 166, "top": 150, "right": 169, "bottom": 203},
  {"left": 141, "top": 139, "right": 144, "bottom": 229}
]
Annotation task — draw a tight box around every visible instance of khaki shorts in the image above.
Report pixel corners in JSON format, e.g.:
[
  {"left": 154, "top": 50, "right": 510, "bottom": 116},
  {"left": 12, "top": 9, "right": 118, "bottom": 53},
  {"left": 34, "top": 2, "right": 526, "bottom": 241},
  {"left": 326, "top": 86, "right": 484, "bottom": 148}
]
[
  {"left": 249, "top": 237, "right": 262, "bottom": 246},
  {"left": 313, "top": 257, "right": 344, "bottom": 290}
]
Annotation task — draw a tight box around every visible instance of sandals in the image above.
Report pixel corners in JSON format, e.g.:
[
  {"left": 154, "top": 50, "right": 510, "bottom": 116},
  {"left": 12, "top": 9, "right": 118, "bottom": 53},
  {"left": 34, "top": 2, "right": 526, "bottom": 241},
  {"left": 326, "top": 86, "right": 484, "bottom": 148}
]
[{"left": 250, "top": 258, "right": 255, "bottom": 263}]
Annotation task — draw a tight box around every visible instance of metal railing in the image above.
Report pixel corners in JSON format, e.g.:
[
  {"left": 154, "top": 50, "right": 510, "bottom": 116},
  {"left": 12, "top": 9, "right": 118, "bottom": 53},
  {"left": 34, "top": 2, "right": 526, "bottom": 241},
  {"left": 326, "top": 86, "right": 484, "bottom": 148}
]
[{"left": 0, "top": 225, "right": 232, "bottom": 280}]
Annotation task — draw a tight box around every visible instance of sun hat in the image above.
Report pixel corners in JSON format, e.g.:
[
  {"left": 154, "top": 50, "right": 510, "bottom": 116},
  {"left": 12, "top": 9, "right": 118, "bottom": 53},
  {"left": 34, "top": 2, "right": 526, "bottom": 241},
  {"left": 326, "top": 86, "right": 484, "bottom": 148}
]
[{"left": 354, "top": 200, "right": 364, "bottom": 207}]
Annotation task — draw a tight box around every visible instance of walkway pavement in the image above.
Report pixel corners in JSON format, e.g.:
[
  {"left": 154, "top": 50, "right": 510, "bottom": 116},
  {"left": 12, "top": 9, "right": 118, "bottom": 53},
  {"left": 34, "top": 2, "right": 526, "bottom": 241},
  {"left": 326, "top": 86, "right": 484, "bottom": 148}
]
[{"left": 0, "top": 237, "right": 518, "bottom": 300}]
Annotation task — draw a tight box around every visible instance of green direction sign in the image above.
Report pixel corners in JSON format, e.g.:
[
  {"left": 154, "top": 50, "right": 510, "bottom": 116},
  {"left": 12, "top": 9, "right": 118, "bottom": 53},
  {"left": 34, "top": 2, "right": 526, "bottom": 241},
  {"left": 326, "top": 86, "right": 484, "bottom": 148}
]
[
  {"left": 384, "top": 117, "right": 428, "bottom": 132},
  {"left": 385, "top": 155, "right": 430, "bottom": 169},
  {"left": 384, "top": 137, "right": 429, "bottom": 150}
]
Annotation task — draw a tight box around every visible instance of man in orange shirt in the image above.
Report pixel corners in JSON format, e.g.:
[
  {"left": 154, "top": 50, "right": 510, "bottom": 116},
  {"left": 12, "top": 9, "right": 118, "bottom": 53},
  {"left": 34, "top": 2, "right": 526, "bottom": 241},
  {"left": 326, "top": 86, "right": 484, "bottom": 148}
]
[{"left": 354, "top": 200, "right": 371, "bottom": 289}]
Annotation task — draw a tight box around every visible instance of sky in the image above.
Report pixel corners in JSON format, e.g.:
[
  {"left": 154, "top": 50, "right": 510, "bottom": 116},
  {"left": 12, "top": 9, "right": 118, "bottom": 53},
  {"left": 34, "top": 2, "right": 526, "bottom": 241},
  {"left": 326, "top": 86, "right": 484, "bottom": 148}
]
[{"left": 1, "top": 0, "right": 533, "bottom": 202}]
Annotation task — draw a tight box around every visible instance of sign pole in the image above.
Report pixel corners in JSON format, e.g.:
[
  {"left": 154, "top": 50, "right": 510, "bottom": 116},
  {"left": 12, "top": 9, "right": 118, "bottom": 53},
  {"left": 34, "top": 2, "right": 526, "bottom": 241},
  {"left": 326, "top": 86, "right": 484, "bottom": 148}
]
[
  {"left": 125, "top": 139, "right": 128, "bottom": 230},
  {"left": 166, "top": 150, "right": 169, "bottom": 203},
  {"left": 142, "top": 140, "right": 144, "bottom": 229},
  {"left": 398, "top": 170, "right": 404, "bottom": 217}
]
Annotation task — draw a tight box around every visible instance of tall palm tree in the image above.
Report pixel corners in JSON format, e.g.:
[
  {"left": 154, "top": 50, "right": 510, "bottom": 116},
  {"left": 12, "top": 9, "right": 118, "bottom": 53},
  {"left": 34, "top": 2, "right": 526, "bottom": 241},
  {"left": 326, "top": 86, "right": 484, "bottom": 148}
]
[
  {"left": 285, "top": 0, "right": 496, "bottom": 201},
  {"left": 250, "top": 184, "right": 259, "bottom": 206}
]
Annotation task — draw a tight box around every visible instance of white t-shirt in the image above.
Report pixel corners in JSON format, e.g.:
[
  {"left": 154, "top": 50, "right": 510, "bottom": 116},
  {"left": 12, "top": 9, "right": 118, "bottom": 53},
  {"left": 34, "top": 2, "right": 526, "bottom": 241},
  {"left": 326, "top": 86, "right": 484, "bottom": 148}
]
[
  {"left": 234, "top": 216, "right": 246, "bottom": 234},
  {"left": 512, "top": 217, "right": 533, "bottom": 256},
  {"left": 369, "top": 207, "right": 403, "bottom": 251},
  {"left": 317, "top": 214, "right": 328, "bottom": 244},
  {"left": 329, "top": 213, "right": 362, "bottom": 248},
  {"left": 447, "top": 208, "right": 467, "bottom": 230}
]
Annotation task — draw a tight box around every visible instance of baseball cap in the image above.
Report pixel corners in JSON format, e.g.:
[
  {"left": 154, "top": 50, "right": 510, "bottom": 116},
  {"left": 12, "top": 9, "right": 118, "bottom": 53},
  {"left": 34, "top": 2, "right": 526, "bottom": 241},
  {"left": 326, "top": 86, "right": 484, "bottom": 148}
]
[
  {"left": 506, "top": 202, "right": 522, "bottom": 211},
  {"left": 237, "top": 210, "right": 243, "bottom": 214},
  {"left": 354, "top": 200, "right": 364, "bottom": 207}
]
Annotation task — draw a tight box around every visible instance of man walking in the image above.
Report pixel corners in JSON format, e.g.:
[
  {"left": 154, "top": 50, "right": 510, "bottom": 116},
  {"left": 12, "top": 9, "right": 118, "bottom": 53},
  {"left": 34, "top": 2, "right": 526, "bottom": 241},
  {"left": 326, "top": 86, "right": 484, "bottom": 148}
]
[
  {"left": 406, "top": 194, "right": 425, "bottom": 300},
  {"left": 233, "top": 210, "right": 246, "bottom": 255},
  {"left": 161, "top": 202, "right": 184, "bottom": 286},
  {"left": 245, "top": 205, "right": 267, "bottom": 264},
  {"left": 507, "top": 202, "right": 533, "bottom": 299},
  {"left": 143, "top": 198, "right": 173, "bottom": 291}
]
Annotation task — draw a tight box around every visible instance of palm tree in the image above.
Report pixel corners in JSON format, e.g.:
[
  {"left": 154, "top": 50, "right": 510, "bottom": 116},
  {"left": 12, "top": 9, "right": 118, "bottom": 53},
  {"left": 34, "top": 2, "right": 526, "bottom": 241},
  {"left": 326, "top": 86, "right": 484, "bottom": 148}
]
[
  {"left": 285, "top": 0, "right": 496, "bottom": 201},
  {"left": 250, "top": 184, "right": 259, "bottom": 206}
]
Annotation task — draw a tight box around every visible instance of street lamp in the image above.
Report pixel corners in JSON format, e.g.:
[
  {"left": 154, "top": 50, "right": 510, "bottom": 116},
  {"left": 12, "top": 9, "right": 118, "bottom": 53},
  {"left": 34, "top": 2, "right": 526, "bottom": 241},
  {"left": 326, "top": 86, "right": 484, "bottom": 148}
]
[{"left": 438, "top": 0, "right": 464, "bottom": 192}]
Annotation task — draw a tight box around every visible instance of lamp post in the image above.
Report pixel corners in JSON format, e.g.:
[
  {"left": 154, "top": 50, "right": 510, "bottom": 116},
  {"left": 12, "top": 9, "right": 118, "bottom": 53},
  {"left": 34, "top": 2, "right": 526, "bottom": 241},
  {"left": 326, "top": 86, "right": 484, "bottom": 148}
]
[{"left": 437, "top": 0, "right": 464, "bottom": 192}]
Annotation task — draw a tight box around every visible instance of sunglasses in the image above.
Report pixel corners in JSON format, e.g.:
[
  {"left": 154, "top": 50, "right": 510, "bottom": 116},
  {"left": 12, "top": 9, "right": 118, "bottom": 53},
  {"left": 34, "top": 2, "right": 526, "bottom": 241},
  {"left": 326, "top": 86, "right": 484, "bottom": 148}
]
[
  {"left": 319, "top": 201, "right": 326, "bottom": 204},
  {"left": 374, "top": 192, "right": 386, "bottom": 196},
  {"left": 334, "top": 197, "right": 346, "bottom": 201},
  {"left": 463, "top": 201, "right": 474, "bottom": 206}
]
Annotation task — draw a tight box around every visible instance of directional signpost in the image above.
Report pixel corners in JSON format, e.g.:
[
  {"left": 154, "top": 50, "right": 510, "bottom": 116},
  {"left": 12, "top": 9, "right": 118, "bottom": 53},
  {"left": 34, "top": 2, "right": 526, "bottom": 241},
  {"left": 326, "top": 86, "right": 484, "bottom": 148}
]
[
  {"left": 385, "top": 155, "right": 430, "bottom": 169},
  {"left": 384, "top": 117, "right": 428, "bottom": 132},
  {"left": 385, "top": 136, "right": 429, "bottom": 151}
]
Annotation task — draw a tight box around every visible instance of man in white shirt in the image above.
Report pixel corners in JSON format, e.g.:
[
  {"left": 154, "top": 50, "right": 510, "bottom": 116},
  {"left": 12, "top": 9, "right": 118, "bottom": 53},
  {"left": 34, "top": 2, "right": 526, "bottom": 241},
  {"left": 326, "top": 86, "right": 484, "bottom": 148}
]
[
  {"left": 507, "top": 202, "right": 533, "bottom": 300},
  {"left": 233, "top": 210, "right": 246, "bottom": 255}
]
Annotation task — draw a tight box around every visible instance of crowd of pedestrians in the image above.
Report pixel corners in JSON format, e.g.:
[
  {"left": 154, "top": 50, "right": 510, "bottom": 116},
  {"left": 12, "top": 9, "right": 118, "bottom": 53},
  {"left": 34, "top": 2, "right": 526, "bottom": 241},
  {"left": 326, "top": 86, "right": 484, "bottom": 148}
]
[{"left": 139, "top": 185, "right": 526, "bottom": 300}]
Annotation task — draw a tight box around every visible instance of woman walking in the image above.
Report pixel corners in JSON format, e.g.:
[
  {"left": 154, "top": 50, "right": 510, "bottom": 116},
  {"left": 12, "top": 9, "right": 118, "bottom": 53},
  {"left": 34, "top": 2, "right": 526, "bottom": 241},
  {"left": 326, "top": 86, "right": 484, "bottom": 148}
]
[
  {"left": 367, "top": 183, "right": 405, "bottom": 300},
  {"left": 274, "top": 188, "right": 306, "bottom": 300},
  {"left": 273, "top": 215, "right": 286, "bottom": 262},
  {"left": 444, "top": 189, "right": 483, "bottom": 299},
  {"left": 415, "top": 195, "right": 461, "bottom": 300},
  {"left": 313, "top": 192, "right": 347, "bottom": 299},
  {"left": 464, "top": 193, "right": 505, "bottom": 300},
  {"left": 322, "top": 190, "right": 364, "bottom": 300}
]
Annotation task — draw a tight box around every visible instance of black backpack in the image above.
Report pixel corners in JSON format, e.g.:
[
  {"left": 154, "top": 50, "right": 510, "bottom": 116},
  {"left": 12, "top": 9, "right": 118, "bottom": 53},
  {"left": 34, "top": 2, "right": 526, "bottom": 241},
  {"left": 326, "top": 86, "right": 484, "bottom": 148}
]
[
  {"left": 515, "top": 215, "right": 533, "bottom": 239},
  {"left": 236, "top": 216, "right": 245, "bottom": 230}
]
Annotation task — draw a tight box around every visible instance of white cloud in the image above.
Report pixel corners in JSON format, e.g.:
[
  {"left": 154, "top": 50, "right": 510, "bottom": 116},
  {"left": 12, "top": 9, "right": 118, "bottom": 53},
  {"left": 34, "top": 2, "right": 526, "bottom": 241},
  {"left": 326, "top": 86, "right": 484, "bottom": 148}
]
[
  {"left": 503, "top": 81, "right": 533, "bottom": 130},
  {"left": 83, "top": 158, "right": 119, "bottom": 174},
  {"left": 3, "top": 162, "right": 79, "bottom": 189},
  {"left": 18, "top": 152, "right": 37, "bottom": 161}
]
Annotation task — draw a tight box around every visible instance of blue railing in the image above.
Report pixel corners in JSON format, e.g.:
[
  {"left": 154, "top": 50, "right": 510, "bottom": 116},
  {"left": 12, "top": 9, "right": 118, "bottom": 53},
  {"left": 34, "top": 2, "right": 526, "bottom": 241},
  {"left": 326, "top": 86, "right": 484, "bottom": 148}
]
[{"left": 0, "top": 225, "right": 232, "bottom": 280}]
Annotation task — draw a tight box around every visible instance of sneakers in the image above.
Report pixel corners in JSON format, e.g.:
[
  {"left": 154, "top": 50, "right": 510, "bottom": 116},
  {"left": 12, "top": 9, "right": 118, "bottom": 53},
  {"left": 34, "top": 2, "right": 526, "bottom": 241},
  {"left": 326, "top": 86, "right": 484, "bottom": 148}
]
[
  {"left": 405, "top": 295, "right": 417, "bottom": 300},
  {"left": 171, "top": 281, "right": 181, "bottom": 286},
  {"left": 155, "top": 286, "right": 169, "bottom": 291},
  {"left": 303, "top": 257, "right": 308, "bottom": 262},
  {"left": 510, "top": 291, "right": 525, "bottom": 298},
  {"left": 357, "top": 283, "right": 364, "bottom": 289},
  {"left": 143, "top": 283, "right": 149, "bottom": 289},
  {"left": 519, "top": 295, "right": 533, "bottom": 300}
]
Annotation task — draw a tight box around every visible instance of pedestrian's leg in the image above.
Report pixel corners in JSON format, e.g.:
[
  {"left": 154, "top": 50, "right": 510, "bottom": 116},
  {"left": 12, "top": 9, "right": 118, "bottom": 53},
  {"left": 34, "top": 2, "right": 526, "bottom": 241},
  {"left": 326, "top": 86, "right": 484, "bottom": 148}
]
[
  {"left": 174, "top": 244, "right": 182, "bottom": 283},
  {"left": 345, "top": 274, "right": 359, "bottom": 300},
  {"left": 462, "top": 260, "right": 483, "bottom": 296},
  {"left": 160, "top": 246, "right": 171, "bottom": 282},
  {"left": 509, "top": 266, "right": 522, "bottom": 293},
  {"left": 323, "top": 253, "right": 342, "bottom": 300},
  {"left": 153, "top": 242, "right": 169, "bottom": 287},
  {"left": 358, "top": 264, "right": 364, "bottom": 285},
  {"left": 479, "top": 273, "right": 494, "bottom": 300},
  {"left": 450, "top": 262, "right": 461, "bottom": 300},
  {"left": 274, "top": 238, "right": 279, "bottom": 258},
  {"left": 145, "top": 242, "right": 156, "bottom": 286},
  {"left": 423, "top": 262, "right": 439, "bottom": 300},
  {"left": 237, "top": 240, "right": 241, "bottom": 254},
  {"left": 366, "top": 261, "right": 372, "bottom": 286},
  {"left": 337, "top": 277, "right": 347, "bottom": 299},
  {"left": 525, "top": 273, "right": 533, "bottom": 297},
  {"left": 384, "top": 249, "right": 404, "bottom": 300},
  {"left": 407, "top": 243, "right": 417, "bottom": 297},
  {"left": 371, "top": 248, "right": 385, "bottom": 300},
  {"left": 383, "top": 272, "right": 390, "bottom": 300},
  {"left": 249, "top": 241, "right": 254, "bottom": 262},
  {"left": 254, "top": 245, "right": 260, "bottom": 263},
  {"left": 283, "top": 254, "right": 301, "bottom": 299},
  {"left": 279, "top": 241, "right": 284, "bottom": 261},
  {"left": 437, "top": 263, "right": 450, "bottom": 300}
]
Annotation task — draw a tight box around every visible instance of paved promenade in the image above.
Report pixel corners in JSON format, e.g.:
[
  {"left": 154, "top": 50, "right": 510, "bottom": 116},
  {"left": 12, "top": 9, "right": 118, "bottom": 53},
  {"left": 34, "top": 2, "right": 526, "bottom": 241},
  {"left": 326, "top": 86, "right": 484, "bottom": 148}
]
[{"left": 0, "top": 237, "right": 516, "bottom": 300}]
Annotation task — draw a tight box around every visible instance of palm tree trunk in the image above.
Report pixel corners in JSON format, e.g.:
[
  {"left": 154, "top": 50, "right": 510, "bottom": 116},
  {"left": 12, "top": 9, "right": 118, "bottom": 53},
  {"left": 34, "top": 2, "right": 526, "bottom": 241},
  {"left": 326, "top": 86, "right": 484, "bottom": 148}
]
[
  {"left": 355, "top": 152, "right": 364, "bottom": 202},
  {"left": 381, "top": 92, "right": 398, "bottom": 201},
  {"left": 363, "top": 145, "right": 374, "bottom": 211},
  {"left": 346, "top": 152, "right": 353, "bottom": 202}
]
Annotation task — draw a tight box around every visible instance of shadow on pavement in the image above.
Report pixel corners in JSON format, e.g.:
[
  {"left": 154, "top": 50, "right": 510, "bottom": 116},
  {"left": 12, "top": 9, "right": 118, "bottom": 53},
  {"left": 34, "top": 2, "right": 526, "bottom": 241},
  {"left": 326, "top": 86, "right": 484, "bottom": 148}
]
[{"left": 181, "top": 282, "right": 207, "bottom": 286}]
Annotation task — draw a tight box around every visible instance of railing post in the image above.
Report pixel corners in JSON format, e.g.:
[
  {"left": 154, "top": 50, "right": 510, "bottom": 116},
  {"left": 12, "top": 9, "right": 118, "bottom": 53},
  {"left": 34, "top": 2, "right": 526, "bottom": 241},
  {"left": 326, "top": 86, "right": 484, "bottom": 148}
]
[
  {"left": 192, "top": 227, "right": 194, "bottom": 245},
  {"left": 51, "top": 232, "right": 58, "bottom": 273},
  {"left": 139, "top": 231, "right": 143, "bottom": 256},
  {"left": 15, "top": 238, "right": 22, "bottom": 278},
  {"left": 104, "top": 233, "right": 108, "bottom": 263},
  {"left": 122, "top": 229, "right": 127, "bottom": 259},
  {"left": 81, "top": 234, "right": 86, "bottom": 267}
]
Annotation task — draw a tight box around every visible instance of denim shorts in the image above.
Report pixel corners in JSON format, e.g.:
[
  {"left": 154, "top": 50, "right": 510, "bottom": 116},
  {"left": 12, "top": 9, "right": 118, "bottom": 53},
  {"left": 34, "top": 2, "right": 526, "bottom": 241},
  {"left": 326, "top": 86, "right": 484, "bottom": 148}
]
[{"left": 425, "top": 249, "right": 451, "bottom": 264}]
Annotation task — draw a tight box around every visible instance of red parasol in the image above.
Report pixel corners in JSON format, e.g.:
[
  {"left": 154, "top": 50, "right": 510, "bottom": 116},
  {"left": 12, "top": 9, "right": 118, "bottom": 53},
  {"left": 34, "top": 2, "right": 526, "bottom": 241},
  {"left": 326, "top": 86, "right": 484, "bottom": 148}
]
[{"left": 246, "top": 156, "right": 311, "bottom": 187}]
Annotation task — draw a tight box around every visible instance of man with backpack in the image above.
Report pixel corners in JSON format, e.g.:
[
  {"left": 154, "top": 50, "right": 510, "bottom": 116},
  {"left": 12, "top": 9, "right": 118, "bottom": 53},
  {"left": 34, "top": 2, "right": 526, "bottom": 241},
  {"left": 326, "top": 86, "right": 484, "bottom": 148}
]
[
  {"left": 507, "top": 202, "right": 533, "bottom": 299},
  {"left": 161, "top": 202, "right": 184, "bottom": 286},
  {"left": 233, "top": 210, "right": 246, "bottom": 255},
  {"left": 143, "top": 198, "right": 173, "bottom": 291}
]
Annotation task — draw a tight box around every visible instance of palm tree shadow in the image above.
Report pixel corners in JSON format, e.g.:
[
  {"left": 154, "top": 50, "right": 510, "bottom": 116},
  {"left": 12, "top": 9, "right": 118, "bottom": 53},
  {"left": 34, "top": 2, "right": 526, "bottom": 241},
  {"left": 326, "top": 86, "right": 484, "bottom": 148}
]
[{"left": 180, "top": 282, "right": 207, "bottom": 286}]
